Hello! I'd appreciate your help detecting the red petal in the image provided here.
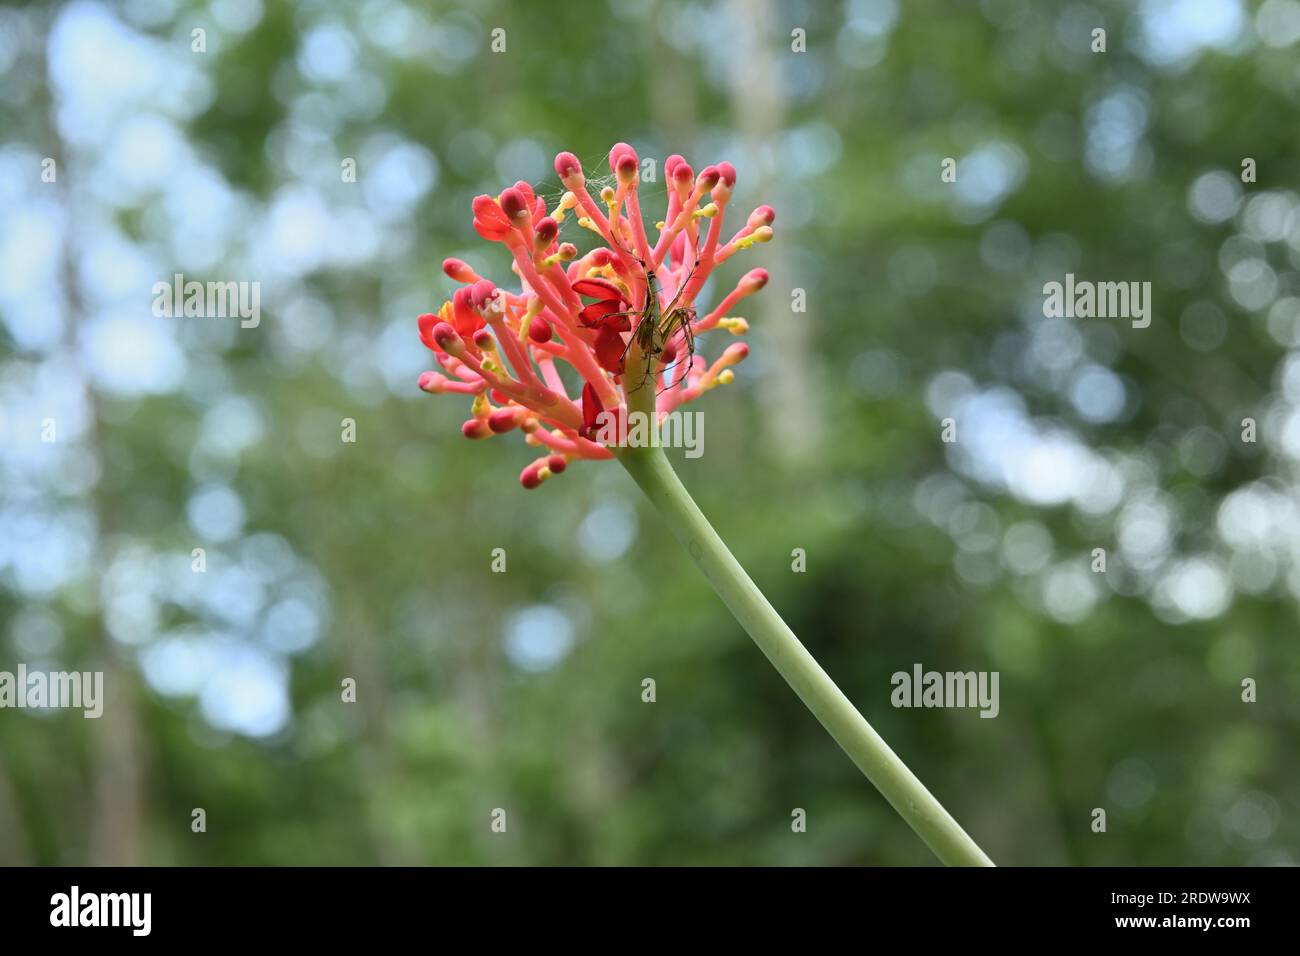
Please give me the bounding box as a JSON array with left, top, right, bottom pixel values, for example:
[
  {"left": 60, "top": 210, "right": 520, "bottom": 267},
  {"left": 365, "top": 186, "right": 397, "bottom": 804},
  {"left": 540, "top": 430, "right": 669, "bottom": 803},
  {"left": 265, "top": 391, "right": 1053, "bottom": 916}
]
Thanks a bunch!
[
  {"left": 472, "top": 194, "right": 512, "bottom": 241},
  {"left": 473, "top": 217, "right": 510, "bottom": 242},
  {"left": 579, "top": 299, "right": 627, "bottom": 328},
  {"left": 582, "top": 381, "right": 602, "bottom": 432},
  {"left": 593, "top": 324, "right": 627, "bottom": 374},
  {"left": 418, "top": 312, "right": 443, "bottom": 352},
  {"left": 452, "top": 287, "right": 483, "bottom": 338},
  {"left": 572, "top": 277, "right": 626, "bottom": 301},
  {"left": 472, "top": 194, "right": 510, "bottom": 229}
]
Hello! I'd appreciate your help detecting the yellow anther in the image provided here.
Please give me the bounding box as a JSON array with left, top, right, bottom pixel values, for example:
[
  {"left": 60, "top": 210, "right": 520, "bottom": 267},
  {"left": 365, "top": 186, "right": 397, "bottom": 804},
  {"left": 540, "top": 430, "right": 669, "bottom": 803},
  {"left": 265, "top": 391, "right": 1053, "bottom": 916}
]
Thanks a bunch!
[
  {"left": 719, "top": 317, "right": 750, "bottom": 335},
  {"left": 734, "top": 226, "right": 773, "bottom": 252},
  {"left": 600, "top": 185, "right": 616, "bottom": 205},
  {"left": 518, "top": 296, "right": 543, "bottom": 344},
  {"left": 552, "top": 191, "right": 577, "bottom": 222},
  {"left": 717, "top": 369, "right": 735, "bottom": 385},
  {"left": 655, "top": 220, "right": 666, "bottom": 231},
  {"left": 693, "top": 203, "right": 718, "bottom": 220}
]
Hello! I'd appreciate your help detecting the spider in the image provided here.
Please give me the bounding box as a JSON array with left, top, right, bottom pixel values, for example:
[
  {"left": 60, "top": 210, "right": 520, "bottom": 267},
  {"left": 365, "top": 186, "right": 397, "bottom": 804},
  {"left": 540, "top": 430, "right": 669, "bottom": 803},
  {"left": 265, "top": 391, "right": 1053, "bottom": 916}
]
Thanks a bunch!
[{"left": 611, "top": 250, "right": 701, "bottom": 395}]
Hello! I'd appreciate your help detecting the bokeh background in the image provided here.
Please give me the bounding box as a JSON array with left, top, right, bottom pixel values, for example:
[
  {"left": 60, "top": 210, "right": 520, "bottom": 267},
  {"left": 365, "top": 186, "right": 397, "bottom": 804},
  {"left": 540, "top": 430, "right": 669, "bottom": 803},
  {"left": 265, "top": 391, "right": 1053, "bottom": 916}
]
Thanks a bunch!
[{"left": 1, "top": 0, "right": 1298, "bottom": 866}]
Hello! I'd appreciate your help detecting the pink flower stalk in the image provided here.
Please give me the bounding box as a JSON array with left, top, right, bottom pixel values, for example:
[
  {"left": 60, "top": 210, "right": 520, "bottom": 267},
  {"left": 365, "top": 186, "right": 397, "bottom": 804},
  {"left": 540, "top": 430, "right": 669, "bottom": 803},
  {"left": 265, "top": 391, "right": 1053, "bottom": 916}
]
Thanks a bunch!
[{"left": 417, "top": 143, "right": 774, "bottom": 488}]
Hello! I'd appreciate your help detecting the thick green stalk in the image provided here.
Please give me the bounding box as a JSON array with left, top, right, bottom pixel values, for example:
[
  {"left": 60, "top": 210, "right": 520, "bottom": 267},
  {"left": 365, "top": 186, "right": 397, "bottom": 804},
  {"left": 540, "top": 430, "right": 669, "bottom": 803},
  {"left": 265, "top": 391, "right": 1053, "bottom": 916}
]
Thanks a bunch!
[{"left": 617, "top": 444, "right": 994, "bottom": 867}]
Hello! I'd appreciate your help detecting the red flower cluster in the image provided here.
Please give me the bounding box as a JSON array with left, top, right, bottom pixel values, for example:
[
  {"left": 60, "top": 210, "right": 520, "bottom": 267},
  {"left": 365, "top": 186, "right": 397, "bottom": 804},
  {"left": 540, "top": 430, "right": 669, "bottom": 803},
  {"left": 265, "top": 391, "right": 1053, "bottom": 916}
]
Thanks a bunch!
[{"left": 417, "top": 143, "right": 773, "bottom": 487}]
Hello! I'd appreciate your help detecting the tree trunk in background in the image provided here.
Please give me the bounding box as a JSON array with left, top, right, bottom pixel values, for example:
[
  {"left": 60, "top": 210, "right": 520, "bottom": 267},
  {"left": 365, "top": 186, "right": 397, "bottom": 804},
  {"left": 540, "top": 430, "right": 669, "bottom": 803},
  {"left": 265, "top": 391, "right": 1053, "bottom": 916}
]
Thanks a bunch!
[
  {"left": 41, "top": 18, "right": 147, "bottom": 864},
  {"left": 89, "top": 669, "right": 144, "bottom": 865}
]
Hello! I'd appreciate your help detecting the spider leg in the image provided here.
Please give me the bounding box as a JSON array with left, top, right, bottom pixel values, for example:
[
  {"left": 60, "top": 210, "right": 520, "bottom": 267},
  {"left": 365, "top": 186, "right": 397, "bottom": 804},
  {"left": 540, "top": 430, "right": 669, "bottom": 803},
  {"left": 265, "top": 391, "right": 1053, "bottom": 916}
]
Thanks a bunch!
[
  {"left": 657, "top": 255, "right": 703, "bottom": 322},
  {"left": 655, "top": 310, "right": 699, "bottom": 396}
]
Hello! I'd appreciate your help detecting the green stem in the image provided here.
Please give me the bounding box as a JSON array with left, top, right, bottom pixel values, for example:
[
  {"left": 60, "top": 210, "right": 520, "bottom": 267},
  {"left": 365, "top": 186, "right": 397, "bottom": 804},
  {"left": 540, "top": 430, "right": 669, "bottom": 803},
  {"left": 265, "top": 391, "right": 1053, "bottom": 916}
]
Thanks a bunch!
[{"left": 617, "top": 445, "right": 994, "bottom": 867}]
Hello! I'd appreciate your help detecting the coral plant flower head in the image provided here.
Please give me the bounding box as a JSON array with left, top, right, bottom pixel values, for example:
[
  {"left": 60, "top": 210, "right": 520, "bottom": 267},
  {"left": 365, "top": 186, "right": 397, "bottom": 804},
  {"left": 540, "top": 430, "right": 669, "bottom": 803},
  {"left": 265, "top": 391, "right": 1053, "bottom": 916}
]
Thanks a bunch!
[{"left": 417, "top": 143, "right": 773, "bottom": 488}]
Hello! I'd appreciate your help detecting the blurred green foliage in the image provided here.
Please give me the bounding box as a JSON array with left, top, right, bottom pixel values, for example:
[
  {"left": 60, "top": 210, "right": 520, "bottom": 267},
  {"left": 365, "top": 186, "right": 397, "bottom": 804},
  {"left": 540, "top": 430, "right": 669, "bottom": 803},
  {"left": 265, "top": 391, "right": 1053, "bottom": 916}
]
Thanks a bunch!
[{"left": 0, "top": 0, "right": 1297, "bottom": 865}]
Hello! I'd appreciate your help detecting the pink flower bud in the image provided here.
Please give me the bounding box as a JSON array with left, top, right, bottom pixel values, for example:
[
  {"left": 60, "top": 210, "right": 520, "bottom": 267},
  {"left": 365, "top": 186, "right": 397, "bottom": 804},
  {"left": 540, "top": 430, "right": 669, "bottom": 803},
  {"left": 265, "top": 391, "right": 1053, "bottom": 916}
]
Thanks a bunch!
[
  {"left": 609, "top": 142, "right": 638, "bottom": 171},
  {"left": 512, "top": 181, "right": 538, "bottom": 215},
  {"left": 749, "top": 205, "right": 775, "bottom": 228},
  {"left": 741, "top": 268, "right": 769, "bottom": 293},
  {"left": 462, "top": 419, "right": 491, "bottom": 439},
  {"left": 488, "top": 408, "right": 519, "bottom": 433},
  {"left": 442, "top": 257, "right": 477, "bottom": 282},
  {"left": 528, "top": 316, "right": 552, "bottom": 343},
  {"left": 520, "top": 462, "right": 544, "bottom": 489},
  {"left": 697, "top": 165, "right": 721, "bottom": 190},
  {"left": 499, "top": 187, "right": 529, "bottom": 224},
  {"left": 473, "top": 328, "right": 494, "bottom": 350},
  {"left": 535, "top": 216, "right": 558, "bottom": 245},
  {"left": 547, "top": 454, "right": 567, "bottom": 474},
  {"left": 418, "top": 371, "right": 445, "bottom": 393},
  {"left": 426, "top": 323, "right": 462, "bottom": 356},
  {"left": 616, "top": 153, "right": 638, "bottom": 185},
  {"left": 469, "top": 278, "right": 500, "bottom": 314},
  {"left": 554, "top": 151, "right": 584, "bottom": 187},
  {"left": 431, "top": 321, "right": 463, "bottom": 353}
]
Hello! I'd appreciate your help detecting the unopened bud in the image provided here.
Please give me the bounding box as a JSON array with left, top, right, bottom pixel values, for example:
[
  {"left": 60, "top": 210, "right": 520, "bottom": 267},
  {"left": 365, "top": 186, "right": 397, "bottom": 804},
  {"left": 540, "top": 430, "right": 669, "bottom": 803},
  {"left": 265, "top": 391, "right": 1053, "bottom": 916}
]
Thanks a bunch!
[
  {"left": 741, "top": 268, "right": 769, "bottom": 292},
  {"left": 488, "top": 408, "right": 519, "bottom": 433},
  {"left": 749, "top": 205, "right": 775, "bottom": 228},
  {"left": 432, "top": 321, "right": 463, "bottom": 354},
  {"left": 554, "top": 151, "right": 584, "bottom": 188},
  {"left": 499, "top": 187, "right": 529, "bottom": 225},
  {"left": 442, "top": 257, "right": 478, "bottom": 282},
  {"left": 534, "top": 216, "right": 558, "bottom": 247},
  {"left": 528, "top": 316, "right": 553, "bottom": 343}
]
